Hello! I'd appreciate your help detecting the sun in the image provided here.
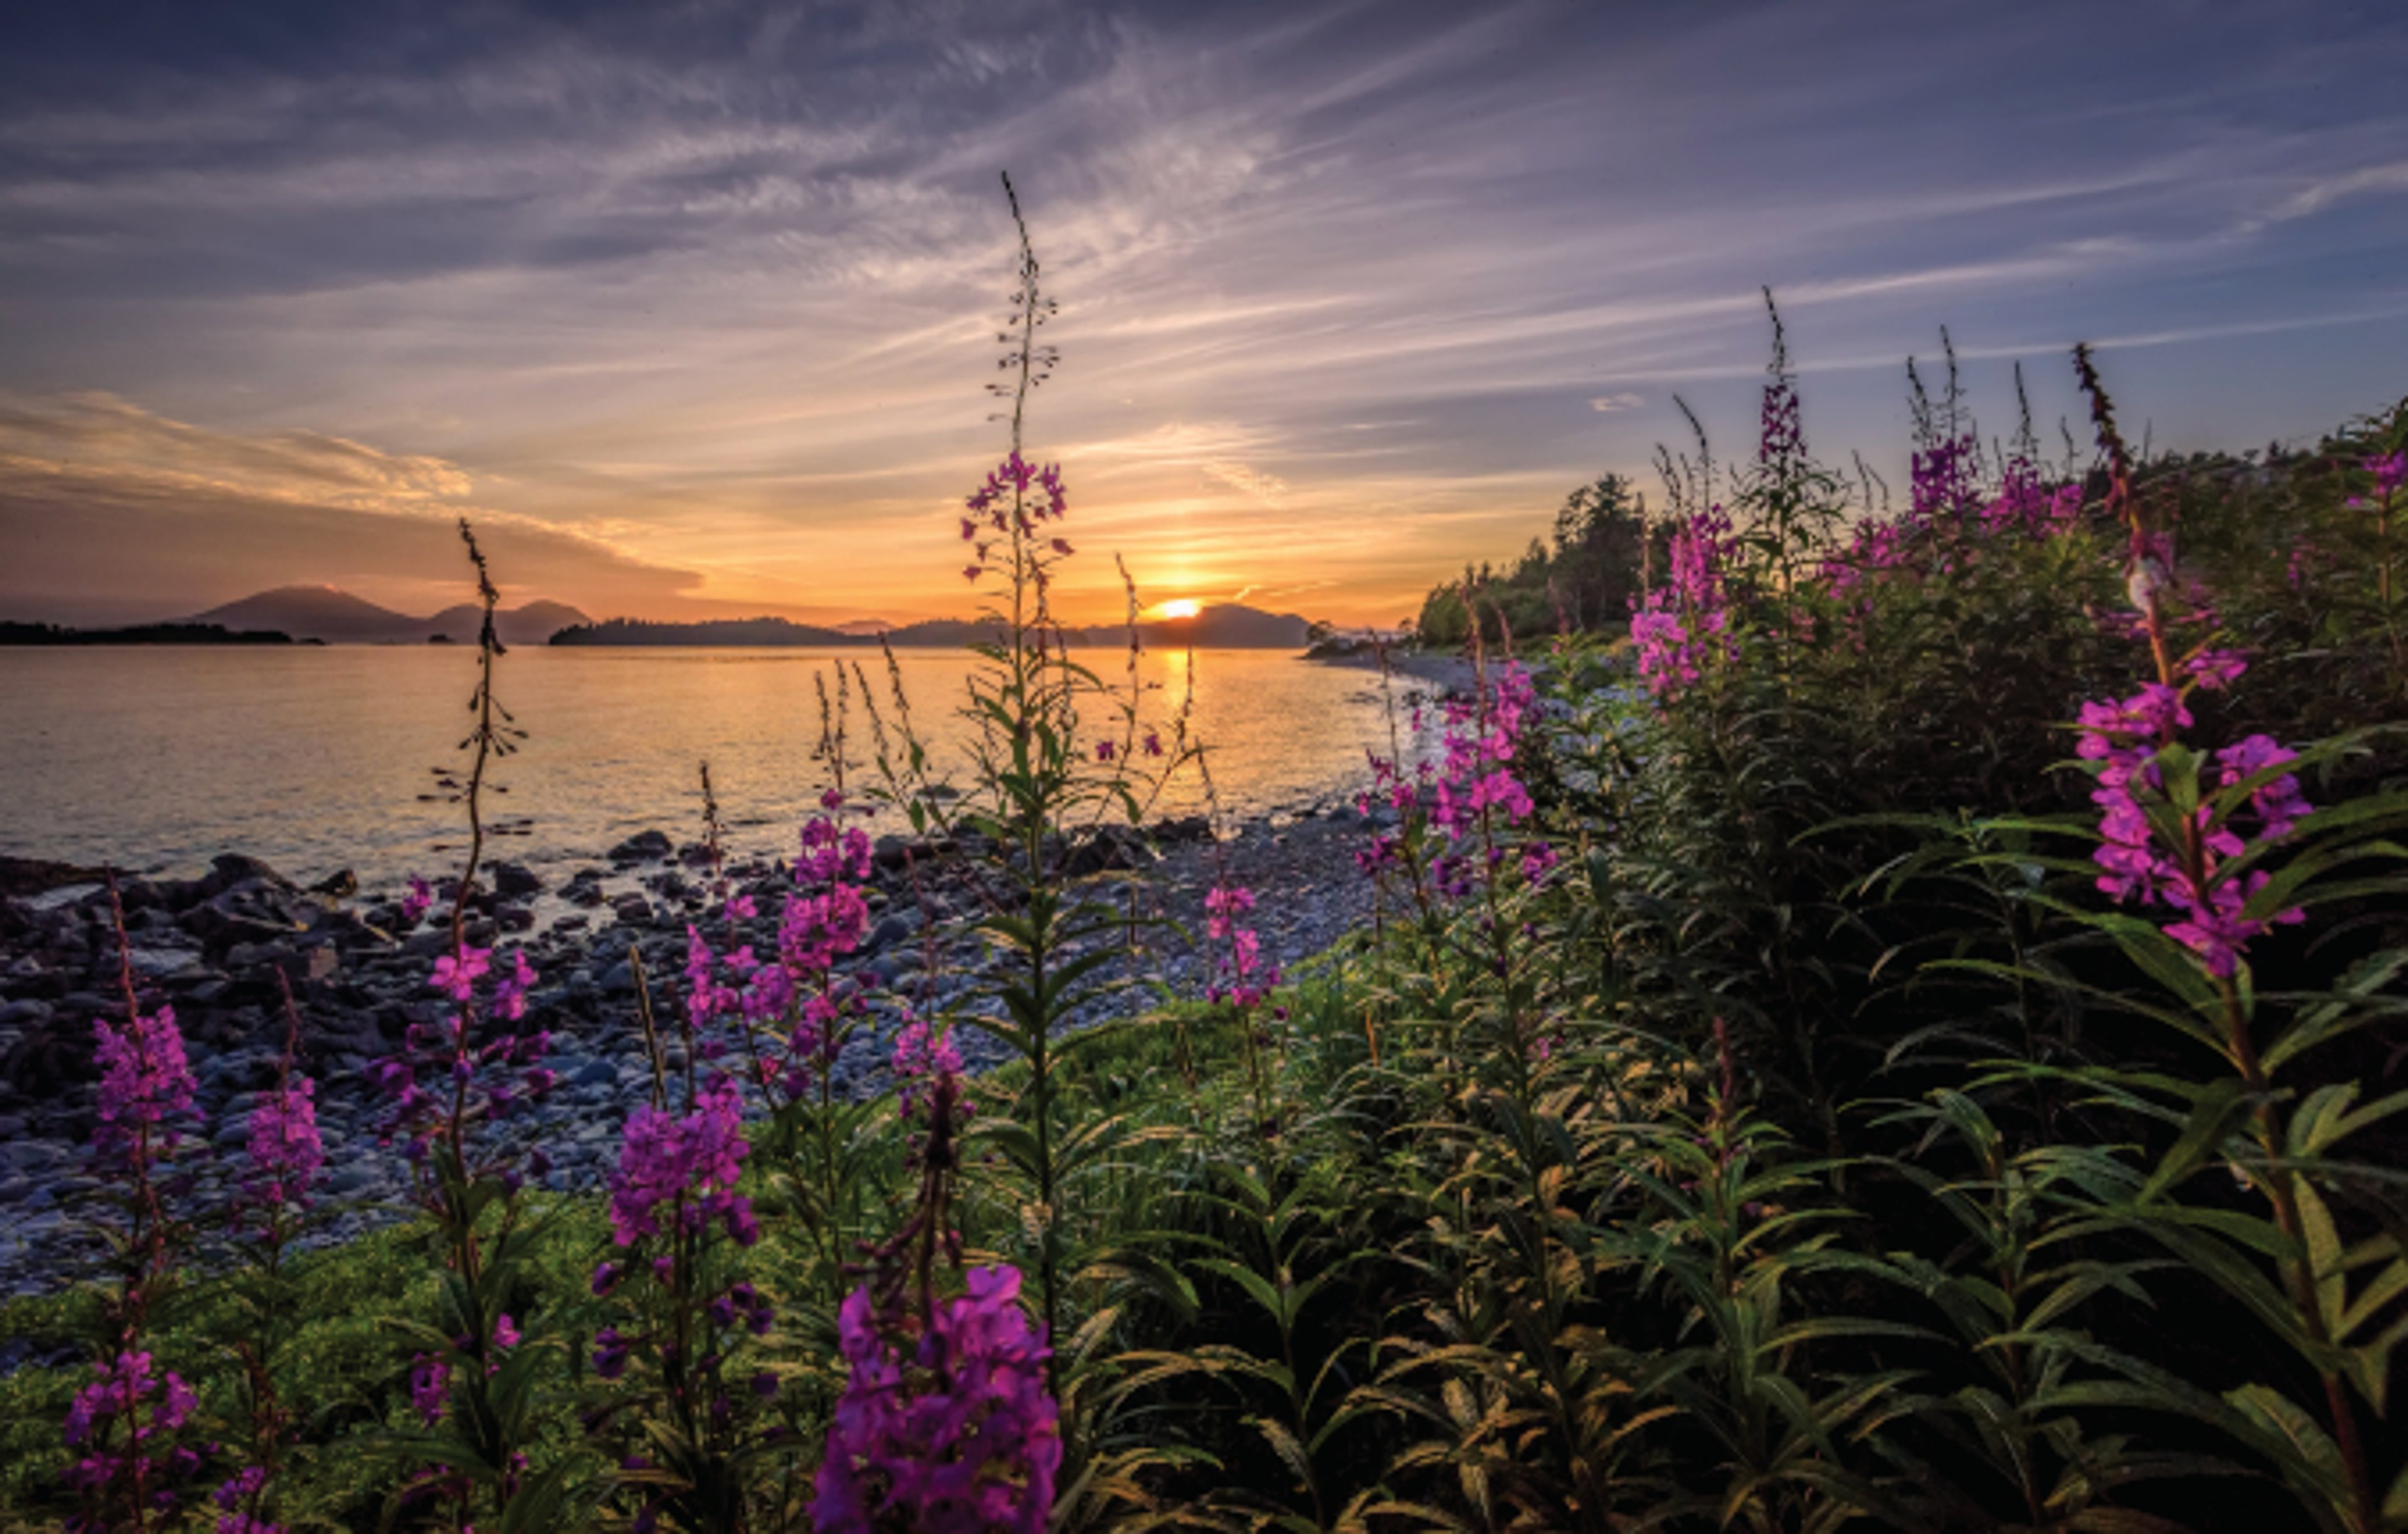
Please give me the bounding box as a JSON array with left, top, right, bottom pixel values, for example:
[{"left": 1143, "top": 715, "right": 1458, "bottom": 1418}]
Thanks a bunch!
[{"left": 1154, "top": 598, "right": 1202, "bottom": 620}]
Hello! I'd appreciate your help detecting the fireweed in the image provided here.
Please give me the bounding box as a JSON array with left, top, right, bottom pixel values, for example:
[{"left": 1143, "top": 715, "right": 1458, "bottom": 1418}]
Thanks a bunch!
[
  {"left": 201, "top": 976, "right": 328, "bottom": 1534},
  {"left": 844, "top": 171, "right": 1203, "bottom": 1521},
  {"left": 363, "top": 520, "right": 576, "bottom": 1531},
  {"left": 63, "top": 880, "right": 205, "bottom": 1531},
  {"left": 815, "top": 1028, "right": 1059, "bottom": 1530}
]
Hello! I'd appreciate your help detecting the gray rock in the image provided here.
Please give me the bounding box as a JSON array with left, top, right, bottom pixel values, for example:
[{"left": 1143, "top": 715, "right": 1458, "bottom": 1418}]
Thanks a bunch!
[
  {"left": 608, "top": 830, "right": 673, "bottom": 863},
  {"left": 486, "top": 860, "right": 544, "bottom": 899}
]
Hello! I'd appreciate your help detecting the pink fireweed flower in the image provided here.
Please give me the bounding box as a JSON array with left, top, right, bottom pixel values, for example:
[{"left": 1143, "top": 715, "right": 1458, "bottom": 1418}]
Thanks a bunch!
[
  {"left": 61, "top": 1350, "right": 199, "bottom": 1510},
  {"left": 2183, "top": 648, "right": 2249, "bottom": 690},
  {"left": 1142, "top": 729, "right": 1163, "bottom": 757},
  {"left": 2078, "top": 687, "right": 2313, "bottom": 977},
  {"left": 93, "top": 1003, "right": 196, "bottom": 1153},
  {"left": 608, "top": 1076, "right": 752, "bottom": 1247},
  {"left": 409, "top": 1355, "right": 448, "bottom": 1426},
  {"left": 1203, "top": 884, "right": 1256, "bottom": 939},
  {"left": 244, "top": 1076, "right": 323, "bottom": 1210},
  {"left": 63, "top": 1351, "right": 194, "bottom": 1447},
  {"left": 796, "top": 814, "right": 874, "bottom": 887},
  {"left": 1094, "top": 739, "right": 1115, "bottom": 762},
  {"left": 892, "top": 1018, "right": 963, "bottom": 1121},
  {"left": 2218, "top": 734, "right": 2313, "bottom": 840},
  {"left": 2366, "top": 450, "right": 2406, "bottom": 500},
  {"left": 1909, "top": 434, "right": 1980, "bottom": 522},
  {"left": 814, "top": 1265, "right": 1061, "bottom": 1532},
  {"left": 430, "top": 946, "right": 490, "bottom": 1003},
  {"left": 400, "top": 875, "right": 434, "bottom": 925},
  {"left": 778, "top": 884, "right": 871, "bottom": 974}
]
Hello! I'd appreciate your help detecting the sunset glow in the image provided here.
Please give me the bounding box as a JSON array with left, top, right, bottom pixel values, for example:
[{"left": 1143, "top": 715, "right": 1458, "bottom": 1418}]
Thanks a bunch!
[
  {"left": 1154, "top": 600, "right": 1203, "bottom": 620},
  {"left": 0, "top": 3, "right": 2403, "bottom": 633}
]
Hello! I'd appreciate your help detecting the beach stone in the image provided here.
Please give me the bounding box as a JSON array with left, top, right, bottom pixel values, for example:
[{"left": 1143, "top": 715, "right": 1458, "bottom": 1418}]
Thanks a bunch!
[
  {"left": 487, "top": 860, "right": 544, "bottom": 898},
  {"left": 610, "top": 894, "right": 653, "bottom": 927},
  {"left": 609, "top": 830, "right": 673, "bottom": 863},
  {"left": 0, "top": 999, "right": 52, "bottom": 1028}
]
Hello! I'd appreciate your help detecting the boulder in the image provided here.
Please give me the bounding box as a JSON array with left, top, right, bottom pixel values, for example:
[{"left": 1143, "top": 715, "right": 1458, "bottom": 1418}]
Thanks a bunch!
[
  {"left": 486, "top": 860, "right": 544, "bottom": 899},
  {"left": 610, "top": 894, "right": 654, "bottom": 928},
  {"left": 608, "top": 830, "right": 673, "bottom": 864}
]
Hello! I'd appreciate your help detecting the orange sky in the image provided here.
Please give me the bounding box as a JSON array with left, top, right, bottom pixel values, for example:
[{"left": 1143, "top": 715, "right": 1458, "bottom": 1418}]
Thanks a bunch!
[{"left": 6, "top": 2, "right": 2407, "bottom": 630}]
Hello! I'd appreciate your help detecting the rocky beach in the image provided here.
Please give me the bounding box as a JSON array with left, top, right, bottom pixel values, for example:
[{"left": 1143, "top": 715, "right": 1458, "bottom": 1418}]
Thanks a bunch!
[{"left": 0, "top": 793, "right": 1408, "bottom": 1301}]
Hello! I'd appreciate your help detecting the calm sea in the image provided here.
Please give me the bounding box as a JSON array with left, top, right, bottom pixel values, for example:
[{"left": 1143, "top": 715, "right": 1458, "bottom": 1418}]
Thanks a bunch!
[{"left": 0, "top": 646, "right": 1440, "bottom": 892}]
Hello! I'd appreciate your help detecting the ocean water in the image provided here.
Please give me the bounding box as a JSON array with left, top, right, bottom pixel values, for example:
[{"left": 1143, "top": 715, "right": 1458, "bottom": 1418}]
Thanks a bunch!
[{"left": 0, "top": 645, "right": 1444, "bottom": 893}]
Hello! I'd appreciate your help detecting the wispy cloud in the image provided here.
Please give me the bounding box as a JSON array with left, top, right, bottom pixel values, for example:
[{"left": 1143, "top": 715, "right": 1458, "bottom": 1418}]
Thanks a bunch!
[{"left": 0, "top": 0, "right": 2403, "bottom": 623}]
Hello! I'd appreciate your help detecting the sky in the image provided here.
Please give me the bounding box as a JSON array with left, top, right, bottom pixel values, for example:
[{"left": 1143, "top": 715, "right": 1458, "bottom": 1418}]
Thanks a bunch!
[{"left": 3, "top": 0, "right": 2405, "bottom": 628}]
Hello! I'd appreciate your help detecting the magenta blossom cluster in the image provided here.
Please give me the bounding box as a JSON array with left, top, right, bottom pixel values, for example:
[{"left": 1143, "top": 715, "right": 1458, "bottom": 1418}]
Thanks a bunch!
[
  {"left": 2077, "top": 656, "right": 2312, "bottom": 976},
  {"left": 1424, "top": 663, "right": 1542, "bottom": 862},
  {"left": 892, "top": 1017, "right": 964, "bottom": 1121},
  {"left": 242, "top": 1075, "right": 324, "bottom": 1212},
  {"left": 367, "top": 940, "right": 555, "bottom": 1168},
  {"left": 1631, "top": 509, "right": 1735, "bottom": 700},
  {"left": 212, "top": 1464, "right": 283, "bottom": 1533},
  {"left": 813, "top": 1265, "right": 1061, "bottom": 1532},
  {"left": 2348, "top": 450, "right": 2406, "bottom": 507},
  {"left": 960, "top": 452, "right": 1069, "bottom": 584},
  {"left": 608, "top": 1076, "right": 757, "bottom": 1248},
  {"left": 1204, "top": 884, "right": 1279, "bottom": 1008},
  {"left": 92, "top": 1003, "right": 197, "bottom": 1160},
  {"left": 1910, "top": 433, "right": 1980, "bottom": 522},
  {"left": 399, "top": 876, "right": 435, "bottom": 926},
  {"left": 62, "top": 1350, "right": 199, "bottom": 1508}
]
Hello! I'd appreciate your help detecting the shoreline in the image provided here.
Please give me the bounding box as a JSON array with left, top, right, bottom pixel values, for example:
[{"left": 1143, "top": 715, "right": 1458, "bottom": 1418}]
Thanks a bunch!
[{"left": 0, "top": 803, "right": 1397, "bottom": 1298}]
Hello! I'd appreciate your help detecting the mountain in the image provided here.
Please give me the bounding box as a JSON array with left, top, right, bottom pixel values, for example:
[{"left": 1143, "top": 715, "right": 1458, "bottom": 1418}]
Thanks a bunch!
[
  {"left": 191, "top": 586, "right": 591, "bottom": 644},
  {"left": 550, "top": 616, "right": 856, "bottom": 647},
  {"left": 549, "top": 603, "right": 1314, "bottom": 650},
  {"left": 1149, "top": 605, "right": 1311, "bottom": 649},
  {"left": 425, "top": 598, "right": 594, "bottom": 647}
]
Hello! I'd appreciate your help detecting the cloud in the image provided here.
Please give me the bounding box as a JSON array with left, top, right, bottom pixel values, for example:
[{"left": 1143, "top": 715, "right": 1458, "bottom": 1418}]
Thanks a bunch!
[
  {"left": 0, "top": 0, "right": 2404, "bottom": 624},
  {"left": 0, "top": 391, "right": 717, "bottom": 624}
]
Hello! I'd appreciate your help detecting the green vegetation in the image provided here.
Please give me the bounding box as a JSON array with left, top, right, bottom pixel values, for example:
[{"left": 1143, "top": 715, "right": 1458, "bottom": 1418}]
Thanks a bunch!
[{"left": 1415, "top": 473, "right": 1659, "bottom": 646}]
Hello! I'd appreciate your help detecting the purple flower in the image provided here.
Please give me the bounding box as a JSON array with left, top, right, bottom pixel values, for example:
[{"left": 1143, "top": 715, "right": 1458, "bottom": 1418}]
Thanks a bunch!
[
  {"left": 892, "top": 1020, "right": 963, "bottom": 1121},
  {"left": 593, "top": 1327, "right": 630, "bottom": 1380},
  {"left": 2079, "top": 692, "right": 2312, "bottom": 976},
  {"left": 400, "top": 875, "right": 435, "bottom": 926},
  {"left": 243, "top": 1076, "right": 323, "bottom": 1209},
  {"left": 214, "top": 1466, "right": 268, "bottom": 1510},
  {"left": 409, "top": 1355, "right": 449, "bottom": 1425},
  {"left": 430, "top": 946, "right": 490, "bottom": 1003},
  {"left": 2368, "top": 451, "right": 2406, "bottom": 499},
  {"left": 814, "top": 1265, "right": 1061, "bottom": 1533},
  {"left": 1203, "top": 884, "right": 1256, "bottom": 939},
  {"left": 608, "top": 1076, "right": 751, "bottom": 1247},
  {"left": 93, "top": 1004, "right": 196, "bottom": 1154},
  {"left": 1519, "top": 841, "right": 1560, "bottom": 884},
  {"left": 2182, "top": 648, "right": 2249, "bottom": 690}
]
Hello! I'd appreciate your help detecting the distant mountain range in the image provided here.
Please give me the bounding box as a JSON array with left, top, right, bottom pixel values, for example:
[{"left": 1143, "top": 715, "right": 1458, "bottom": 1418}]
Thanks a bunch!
[
  {"left": 11, "top": 585, "right": 1314, "bottom": 650},
  {"left": 189, "top": 586, "right": 592, "bottom": 645},
  {"left": 551, "top": 604, "right": 1315, "bottom": 650}
]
